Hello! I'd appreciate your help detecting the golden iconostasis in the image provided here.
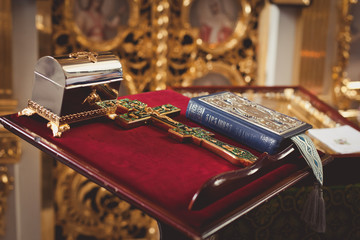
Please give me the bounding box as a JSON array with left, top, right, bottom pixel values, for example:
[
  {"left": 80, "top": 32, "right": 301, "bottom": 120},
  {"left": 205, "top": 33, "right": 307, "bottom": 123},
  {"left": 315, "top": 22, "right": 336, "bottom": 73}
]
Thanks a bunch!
[
  {"left": 39, "top": 0, "right": 265, "bottom": 94},
  {"left": 36, "top": 0, "right": 360, "bottom": 118}
]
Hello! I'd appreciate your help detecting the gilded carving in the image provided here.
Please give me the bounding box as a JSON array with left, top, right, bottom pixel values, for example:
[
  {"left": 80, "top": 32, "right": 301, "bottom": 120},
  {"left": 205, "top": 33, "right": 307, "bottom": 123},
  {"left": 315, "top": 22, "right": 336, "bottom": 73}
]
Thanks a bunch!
[
  {"left": 0, "top": 0, "right": 20, "bottom": 236},
  {"left": 50, "top": 0, "right": 262, "bottom": 93},
  {"left": 54, "top": 163, "right": 159, "bottom": 240},
  {"left": 167, "top": 0, "right": 264, "bottom": 87},
  {"left": 63, "top": 0, "right": 135, "bottom": 51},
  {"left": 0, "top": 131, "right": 21, "bottom": 164},
  {"left": 333, "top": 0, "right": 359, "bottom": 109},
  {"left": 19, "top": 100, "right": 117, "bottom": 137},
  {"left": 0, "top": 129, "right": 19, "bottom": 236},
  {"left": 0, "top": 166, "right": 14, "bottom": 236},
  {"left": 150, "top": 0, "right": 170, "bottom": 91},
  {"left": 52, "top": 0, "right": 152, "bottom": 94}
]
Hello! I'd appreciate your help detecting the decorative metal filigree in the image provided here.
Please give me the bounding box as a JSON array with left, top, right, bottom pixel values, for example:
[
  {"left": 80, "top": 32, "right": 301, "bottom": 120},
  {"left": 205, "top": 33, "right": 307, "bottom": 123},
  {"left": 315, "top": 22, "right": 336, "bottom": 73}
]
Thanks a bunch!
[
  {"left": 18, "top": 100, "right": 117, "bottom": 137},
  {"left": 199, "top": 91, "right": 307, "bottom": 135},
  {"left": 174, "top": 87, "right": 342, "bottom": 153},
  {"left": 69, "top": 51, "right": 98, "bottom": 62}
]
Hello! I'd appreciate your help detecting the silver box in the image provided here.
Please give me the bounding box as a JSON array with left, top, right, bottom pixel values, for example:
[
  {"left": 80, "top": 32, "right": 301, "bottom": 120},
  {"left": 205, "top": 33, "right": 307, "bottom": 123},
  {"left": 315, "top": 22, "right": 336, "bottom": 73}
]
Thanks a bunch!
[
  {"left": 20, "top": 52, "right": 123, "bottom": 137},
  {"left": 31, "top": 51, "right": 122, "bottom": 116}
]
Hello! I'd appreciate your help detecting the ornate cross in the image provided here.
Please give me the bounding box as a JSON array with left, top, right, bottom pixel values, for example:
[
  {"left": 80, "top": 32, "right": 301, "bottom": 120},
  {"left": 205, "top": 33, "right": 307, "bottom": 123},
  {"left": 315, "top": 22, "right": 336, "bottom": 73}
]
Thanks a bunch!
[{"left": 97, "top": 99, "right": 258, "bottom": 167}]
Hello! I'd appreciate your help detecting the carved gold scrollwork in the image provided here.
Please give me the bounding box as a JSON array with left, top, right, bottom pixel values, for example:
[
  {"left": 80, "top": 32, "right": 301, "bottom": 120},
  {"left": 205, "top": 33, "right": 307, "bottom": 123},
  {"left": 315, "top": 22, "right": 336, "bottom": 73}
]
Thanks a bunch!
[
  {"left": 118, "top": 1, "right": 154, "bottom": 94},
  {"left": 0, "top": 0, "right": 20, "bottom": 236},
  {"left": 63, "top": 0, "right": 137, "bottom": 52},
  {"left": 54, "top": 163, "right": 159, "bottom": 240},
  {"left": 69, "top": 51, "right": 99, "bottom": 62},
  {"left": 55, "top": 0, "right": 152, "bottom": 94},
  {"left": 167, "top": 0, "right": 264, "bottom": 87},
  {"left": 0, "top": 166, "right": 14, "bottom": 236},
  {"left": 52, "top": 0, "right": 263, "bottom": 93},
  {"left": 0, "top": 119, "right": 20, "bottom": 237},
  {"left": 0, "top": 131, "right": 21, "bottom": 164}
]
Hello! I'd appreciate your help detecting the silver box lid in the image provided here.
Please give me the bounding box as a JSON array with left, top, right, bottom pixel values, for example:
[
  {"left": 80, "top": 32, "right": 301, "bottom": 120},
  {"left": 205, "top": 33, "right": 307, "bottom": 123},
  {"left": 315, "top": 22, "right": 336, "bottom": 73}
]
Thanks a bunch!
[{"left": 31, "top": 51, "right": 123, "bottom": 116}]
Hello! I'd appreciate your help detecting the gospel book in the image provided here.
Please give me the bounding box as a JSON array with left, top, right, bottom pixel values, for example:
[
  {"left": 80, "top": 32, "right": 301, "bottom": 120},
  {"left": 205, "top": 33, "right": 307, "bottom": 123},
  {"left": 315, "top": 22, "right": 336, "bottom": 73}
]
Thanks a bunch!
[{"left": 186, "top": 91, "right": 312, "bottom": 154}]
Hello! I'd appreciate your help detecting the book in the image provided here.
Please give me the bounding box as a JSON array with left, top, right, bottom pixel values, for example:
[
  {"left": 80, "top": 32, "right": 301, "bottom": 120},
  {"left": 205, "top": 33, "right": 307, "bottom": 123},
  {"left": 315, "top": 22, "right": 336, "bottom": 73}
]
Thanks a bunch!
[{"left": 186, "top": 91, "right": 312, "bottom": 154}]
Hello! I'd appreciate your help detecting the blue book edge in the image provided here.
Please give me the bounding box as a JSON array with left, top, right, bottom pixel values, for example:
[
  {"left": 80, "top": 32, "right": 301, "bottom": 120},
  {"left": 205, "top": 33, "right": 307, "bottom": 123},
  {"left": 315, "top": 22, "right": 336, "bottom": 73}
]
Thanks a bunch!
[{"left": 186, "top": 91, "right": 312, "bottom": 154}]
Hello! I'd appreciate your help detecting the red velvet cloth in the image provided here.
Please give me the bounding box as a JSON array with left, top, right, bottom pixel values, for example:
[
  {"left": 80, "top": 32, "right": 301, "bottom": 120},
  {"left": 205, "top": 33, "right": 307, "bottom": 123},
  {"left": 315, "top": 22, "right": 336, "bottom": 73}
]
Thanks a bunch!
[{"left": 9, "top": 90, "right": 304, "bottom": 234}]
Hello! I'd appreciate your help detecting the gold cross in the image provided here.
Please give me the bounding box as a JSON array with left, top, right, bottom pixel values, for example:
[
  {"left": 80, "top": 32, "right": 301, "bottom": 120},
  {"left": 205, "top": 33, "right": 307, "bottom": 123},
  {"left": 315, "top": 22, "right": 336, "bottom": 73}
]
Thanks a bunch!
[{"left": 98, "top": 99, "right": 258, "bottom": 167}]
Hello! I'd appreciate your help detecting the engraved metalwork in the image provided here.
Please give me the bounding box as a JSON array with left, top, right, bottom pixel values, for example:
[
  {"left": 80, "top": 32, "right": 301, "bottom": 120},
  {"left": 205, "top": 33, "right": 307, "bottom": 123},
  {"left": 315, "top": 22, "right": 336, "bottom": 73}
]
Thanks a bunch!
[
  {"left": 31, "top": 51, "right": 122, "bottom": 117},
  {"left": 169, "top": 126, "right": 257, "bottom": 166},
  {"left": 82, "top": 89, "right": 101, "bottom": 105},
  {"left": 98, "top": 99, "right": 257, "bottom": 166},
  {"left": 69, "top": 51, "right": 98, "bottom": 62},
  {"left": 54, "top": 163, "right": 159, "bottom": 240},
  {"left": 19, "top": 100, "right": 117, "bottom": 137},
  {"left": 199, "top": 92, "right": 307, "bottom": 135},
  {"left": 173, "top": 87, "right": 342, "bottom": 153},
  {"left": 174, "top": 88, "right": 340, "bottom": 129},
  {"left": 18, "top": 51, "right": 123, "bottom": 137}
]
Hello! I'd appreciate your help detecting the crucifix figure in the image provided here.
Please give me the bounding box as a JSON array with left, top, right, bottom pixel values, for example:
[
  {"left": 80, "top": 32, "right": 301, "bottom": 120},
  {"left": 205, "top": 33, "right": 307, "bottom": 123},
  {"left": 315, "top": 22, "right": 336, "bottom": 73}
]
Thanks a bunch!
[{"left": 97, "top": 99, "right": 257, "bottom": 167}]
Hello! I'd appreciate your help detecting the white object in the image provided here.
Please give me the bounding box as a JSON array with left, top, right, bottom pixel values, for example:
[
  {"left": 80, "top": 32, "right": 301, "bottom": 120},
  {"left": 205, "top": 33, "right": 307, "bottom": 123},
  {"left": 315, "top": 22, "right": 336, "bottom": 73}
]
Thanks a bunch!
[{"left": 308, "top": 125, "right": 360, "bottom": 154}]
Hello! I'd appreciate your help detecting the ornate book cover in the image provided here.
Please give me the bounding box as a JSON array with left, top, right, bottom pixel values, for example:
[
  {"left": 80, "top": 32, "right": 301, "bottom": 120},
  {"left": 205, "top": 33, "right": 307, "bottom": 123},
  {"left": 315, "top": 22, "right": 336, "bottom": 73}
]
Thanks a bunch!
[{"left": 186, "top": 91, "right": 312, "bottom": 154}]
